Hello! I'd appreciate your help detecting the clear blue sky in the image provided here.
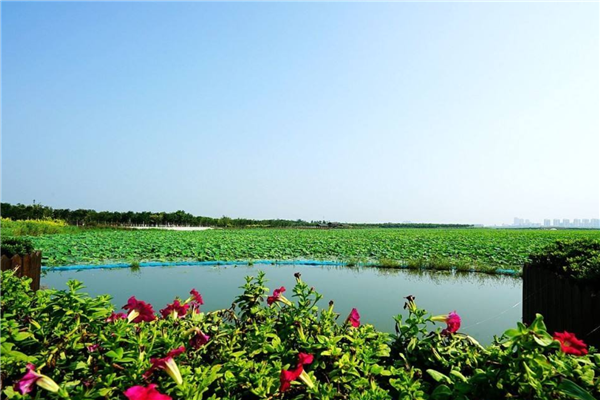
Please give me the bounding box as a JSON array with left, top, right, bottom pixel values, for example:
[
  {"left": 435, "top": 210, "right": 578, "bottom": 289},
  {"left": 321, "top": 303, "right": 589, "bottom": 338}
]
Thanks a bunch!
[{"left": 2, "top": 2, "right": 598, "bottom": 225}]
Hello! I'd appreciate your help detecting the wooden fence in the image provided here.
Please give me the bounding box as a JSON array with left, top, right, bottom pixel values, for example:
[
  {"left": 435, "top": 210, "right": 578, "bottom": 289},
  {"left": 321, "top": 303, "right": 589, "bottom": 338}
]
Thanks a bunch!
[
  {"left": 523, "top": 265, "right": 600, "bottom": 347},
  {"left": 1, "top": 251, "right": 42, "bottom": 291}
]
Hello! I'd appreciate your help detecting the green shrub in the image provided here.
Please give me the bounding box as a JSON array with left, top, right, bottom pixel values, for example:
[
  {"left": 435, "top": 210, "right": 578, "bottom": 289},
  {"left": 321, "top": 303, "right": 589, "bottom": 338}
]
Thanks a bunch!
[
  {"left": 526, "top": 239, "right": 600, "bottom": 285},
  {"left": 0, "top": 270, "right": 598, "bottom": 399},
  {"left": 1, "top": 237, "right": 35, "bottom": 258},
  {"left": 1, "top": 218, "right": 69, "bottom": 236}
]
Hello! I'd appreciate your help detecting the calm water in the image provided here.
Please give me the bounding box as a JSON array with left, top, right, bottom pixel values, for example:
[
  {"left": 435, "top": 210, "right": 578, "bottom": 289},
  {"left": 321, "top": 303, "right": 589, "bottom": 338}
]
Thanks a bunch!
[{"left": 42, "top": 264, "right": 521, "bottom": 344}]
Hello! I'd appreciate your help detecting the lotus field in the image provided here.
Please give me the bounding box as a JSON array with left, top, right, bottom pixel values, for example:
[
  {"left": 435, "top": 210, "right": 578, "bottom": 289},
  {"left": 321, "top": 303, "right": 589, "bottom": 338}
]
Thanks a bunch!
[{"left": 31, "top": 228, "right": 600, "bottom": 271}]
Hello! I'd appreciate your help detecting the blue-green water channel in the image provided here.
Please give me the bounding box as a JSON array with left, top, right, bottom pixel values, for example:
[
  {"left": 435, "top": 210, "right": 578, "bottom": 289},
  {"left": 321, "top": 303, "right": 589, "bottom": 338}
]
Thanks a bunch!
[{"left": 42, "top": 264, "right": 521, "bottom": 344}]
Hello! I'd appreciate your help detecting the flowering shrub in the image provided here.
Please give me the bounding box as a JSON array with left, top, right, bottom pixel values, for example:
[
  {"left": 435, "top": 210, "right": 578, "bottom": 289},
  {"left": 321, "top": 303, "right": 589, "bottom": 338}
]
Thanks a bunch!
[{"left": 1, "top": 270, "right": 598, "bottom": 399}]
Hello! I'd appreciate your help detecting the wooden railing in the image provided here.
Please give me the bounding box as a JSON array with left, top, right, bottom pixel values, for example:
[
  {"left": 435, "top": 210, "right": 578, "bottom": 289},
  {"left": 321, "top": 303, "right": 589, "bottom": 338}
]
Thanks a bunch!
[
  {"left": 523, "top": 265, "right": 600, "bottom": 347},
  {"left": 0, "top": 251, "right": 42, "bottom": 291}
]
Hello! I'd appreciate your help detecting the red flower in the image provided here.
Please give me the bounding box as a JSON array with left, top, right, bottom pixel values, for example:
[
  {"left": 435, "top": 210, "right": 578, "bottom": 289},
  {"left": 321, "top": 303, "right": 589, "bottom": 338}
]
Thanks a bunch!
[
  {"left": 123, "top": 297, "right": 156, "bottom": 323},
  {"left": 297, "top": 352, "right": 314, "bottom": 366},
  {"left": 144, "top": 347, "right": 186, "bottom": 385},
  {"left": 432, "top": 311, "right": 461, "bottom": 335},
  {"left": 346, "top": 308, "right": 360, "bottom": 328},
  {"left": 554, "top": 331, "right": 588, "bottom": 356},
  {"left": 279, "top": 353, "right": 315, "bottom": 392},
  {"left": 279, "top": 366, "right": 303, "bottom": 392},
  {"left": 160, "top": 299, "right": 189, "bottom": 319},
  {"left": 105, "top": 312, "right": 126, "bottom": 322},
  {"left": 267, "top": 287, "right": 287, "bottom": 305},
  {"left": 16, "top": 364, "right": 59, "bottom": 395},
  {"left": 124, "top": 384, "right": 172, "bottom": 400},
  {"left": 190, "top": 289, "right": 204, "bottom": 305},
  {"left": 189, "top": 331, "right": 210, "bottom": 350}
]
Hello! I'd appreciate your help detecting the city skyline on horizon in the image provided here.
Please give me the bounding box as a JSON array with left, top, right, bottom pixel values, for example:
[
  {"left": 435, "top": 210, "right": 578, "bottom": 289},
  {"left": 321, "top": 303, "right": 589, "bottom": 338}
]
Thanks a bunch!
[{"left": 505, "top": 217, "right": 600, "bottom": 229}]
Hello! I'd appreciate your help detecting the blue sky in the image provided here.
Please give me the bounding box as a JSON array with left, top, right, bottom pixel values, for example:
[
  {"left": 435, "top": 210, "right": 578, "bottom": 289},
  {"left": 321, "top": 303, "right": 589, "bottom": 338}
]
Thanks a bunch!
[{"left": 2, "top": 2, "right": 598, "bottom": 225}]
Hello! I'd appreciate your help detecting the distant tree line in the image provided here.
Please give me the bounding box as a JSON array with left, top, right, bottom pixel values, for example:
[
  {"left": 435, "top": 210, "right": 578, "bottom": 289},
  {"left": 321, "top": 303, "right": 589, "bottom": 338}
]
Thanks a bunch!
[
  {"left": 0, "top": 202, "right": 474, "bottom": 229},
  {"left": 348, "top": 223, "right": 474, "bottom": 229},
  {"left": 0, "top": 203, "right": 316, "bottom": 228}
]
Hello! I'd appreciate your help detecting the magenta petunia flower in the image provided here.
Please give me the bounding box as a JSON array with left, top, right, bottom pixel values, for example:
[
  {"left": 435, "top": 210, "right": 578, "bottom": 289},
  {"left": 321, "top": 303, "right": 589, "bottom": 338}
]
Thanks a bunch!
[
  {"left": 190, "top": 289, "right": 204, "bottom": 305},
  {"left": 189, "top": 331, "right": 210, "bottom": 350},
  {"left": 279, "top": 352, "right": 315, "bottom": 392},
  {"left": 279, "top": 365, "right": 303, "bottom": 392},
  {"left": 106, "top": 312, "right": 126, "bottom": 322},
  {"left": 267, "top": 287, "right": 291, "bottom": 306},
  {"left": 432, "top": 311, "right": 461, "bottom": 335},
  {"left": 124, "top": 384, "right": 172, "bottom": 400},
  {"left": 17, "top": 364, "right": 59, "bottom": 395},
  {"left": 87, "top": 344, "right": 101, "bottom": 353},
  {"left": 297, "top": 352, "right": 314, "bottom": 366},
  {"left": 144, "top": 347, "right": 186, "bottom": 385},
  {"left": 346, "top": 308, "right": 360, "bottom": 328},
  {"left": 123, "top": 297, "right": 156, "bottom": 323},
  {"left": 160, "top": 299, "right": 189, "bottom": 319}
]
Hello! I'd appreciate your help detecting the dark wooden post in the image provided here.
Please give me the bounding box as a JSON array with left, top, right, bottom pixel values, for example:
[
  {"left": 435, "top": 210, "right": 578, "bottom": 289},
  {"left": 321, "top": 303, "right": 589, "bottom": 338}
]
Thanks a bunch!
[
  {"left": 0, "top": 251, "right": 42, "bottom": 291},
  {"left": 523, "top": 264, "right": 600, "bottom": 348}
]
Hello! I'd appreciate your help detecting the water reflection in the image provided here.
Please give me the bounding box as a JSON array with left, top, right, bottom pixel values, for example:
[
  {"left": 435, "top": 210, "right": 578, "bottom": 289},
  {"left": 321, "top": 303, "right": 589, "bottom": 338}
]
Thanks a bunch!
[{"left": 43, "top": 263, "right": 522, "bottom": 345}]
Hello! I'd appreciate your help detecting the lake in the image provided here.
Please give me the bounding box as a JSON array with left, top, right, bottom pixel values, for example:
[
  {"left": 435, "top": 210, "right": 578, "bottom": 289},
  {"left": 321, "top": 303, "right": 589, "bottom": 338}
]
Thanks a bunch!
[{"left": 42, "top": 263, "right": 522, "bottom": 344}]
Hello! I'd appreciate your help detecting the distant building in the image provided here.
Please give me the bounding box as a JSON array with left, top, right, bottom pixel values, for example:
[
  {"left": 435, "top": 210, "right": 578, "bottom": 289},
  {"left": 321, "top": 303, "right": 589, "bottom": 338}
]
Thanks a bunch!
[
  {"left": 583, "top": 219, "right": 590, "bottom": 228},
  {"left": 573, "top": 219, "right": 581, "bottom": 227},
  {"left": 553, "top": 219, "right": 560, "bottom": 227},
  {"left": 513, "top": 217, "right": 523, "bottom": 226},
  {"left": 543, "top": 219, "right": 551, "bottom": 227},
  {"left": 563, "top": 218, "right": 570, "bottom": 228},
  {"left": 592, "top": 219, "right": 600, "bottom": 229}
]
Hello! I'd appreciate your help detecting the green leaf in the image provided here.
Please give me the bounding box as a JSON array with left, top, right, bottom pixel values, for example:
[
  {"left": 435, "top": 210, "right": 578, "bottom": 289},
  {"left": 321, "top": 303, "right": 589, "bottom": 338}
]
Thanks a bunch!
[
  {"left": 431, "top": 384, "right": 452, "bottom": 399},
  {"left": 532, "top": 332, "right": 554, "bottom": 347},
  {"left": 558, "top": 379, "right": 596, "bottom": 400},
  {"left": 427, "top": 369, "right": 452, "bottom": 384},
  {"left": 105, "top": 348, "right": 124, "bottom": 359},
  {"left": 503, "top": 328, "right": 521, "bottom": 338},
  {"left": 13, "top": 331, "right": 32, "bottom": 341}
]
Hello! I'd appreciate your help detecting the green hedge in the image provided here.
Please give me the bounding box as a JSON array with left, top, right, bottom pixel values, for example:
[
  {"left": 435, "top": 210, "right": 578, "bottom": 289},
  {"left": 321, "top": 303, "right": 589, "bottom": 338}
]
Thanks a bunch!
[
  {"left": 1, "top": 237, "right": 35, "bottom": 258},
  {"left": 526, "top": 239, "right": 600, "bottom": 285},
  {"left": 1, "top": 270, "right": 598, "bottom": 400}
]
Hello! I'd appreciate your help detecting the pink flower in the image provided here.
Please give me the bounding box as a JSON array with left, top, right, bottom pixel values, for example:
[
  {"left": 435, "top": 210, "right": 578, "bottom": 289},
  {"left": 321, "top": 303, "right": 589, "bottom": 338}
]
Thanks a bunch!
[
  {"left": 160, "top": 300, "right": 189, "bottom": 319},
  {"left": 87, "top": 344, "right": 101, "bottom": 353},
  {"left": 16, "top": 364, "right": 59, "bottom": 395},
  {"left": 189, "top": 331, "right": 210, "bottom": 350},
  {"left": 123, "top": 297, "right": 156, "bottom": 323},
  {"left": 267, "top": 287, "right": 291, "bottom": 306},
  {"left": 554, "top": 331, "right": 588, "bottom": 356},
  {"left": 432, "top": 311, "right": 461, "bottom": 335},
  {"left": 106, "top": 312, "right": 126, "bottom": 322},
  {"left": 346, "top": 308, "right": 360, "bottom": 328},
  {"left": 124, "top": 384, "right": 172, "bottom": 400},
  {"left": 144, "top": 347, "right": 186, "bottom": 385}
]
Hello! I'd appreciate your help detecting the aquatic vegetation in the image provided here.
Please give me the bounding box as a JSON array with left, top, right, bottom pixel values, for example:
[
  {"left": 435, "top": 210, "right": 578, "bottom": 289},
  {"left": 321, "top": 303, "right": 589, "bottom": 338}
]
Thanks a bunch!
[
  {"left": 1, "top": 270, "right": 598, "bottom": 399},
  {"left": 29, "top": 228, "right": 600, "bottom": 271}
]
